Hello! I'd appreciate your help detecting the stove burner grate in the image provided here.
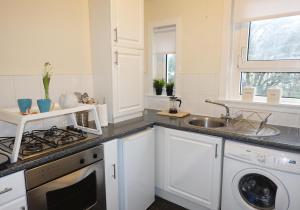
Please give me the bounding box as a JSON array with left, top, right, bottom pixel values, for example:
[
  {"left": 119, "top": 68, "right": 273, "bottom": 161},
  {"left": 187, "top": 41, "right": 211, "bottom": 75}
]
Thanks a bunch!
[{"left": 0, "top": 126, "right": 87, "bottom": 159}]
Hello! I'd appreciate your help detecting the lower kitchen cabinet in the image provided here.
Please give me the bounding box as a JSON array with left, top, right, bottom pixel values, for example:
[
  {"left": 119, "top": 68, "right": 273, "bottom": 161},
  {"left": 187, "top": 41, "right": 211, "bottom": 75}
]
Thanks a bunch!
[
  {"left": 103, "top": 139, "right": 119, "bottom": 210},
  {"left": 0, "top": 171, "right": 27, "bottom": 210},
  {"left": 156, "top": 127, "right": 223, "bottom": 210},
  {"left": 0, "top": 196, "right": 27, "bottom": 210},
  {"left": 118, "top": 128, "right": 155, "bottom": 210}
]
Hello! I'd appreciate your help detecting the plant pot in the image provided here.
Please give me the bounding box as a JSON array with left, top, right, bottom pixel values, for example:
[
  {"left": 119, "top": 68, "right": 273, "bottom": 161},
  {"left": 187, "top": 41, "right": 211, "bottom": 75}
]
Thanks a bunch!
[
  {"left": 166, "top": 88, "right": 174, "bottom": 96},
  {"left": 37, "top": 99, "right": 52, "bottom": 113},
  {"left": 17, "top": 99, "right": 32, "bottom": 114},
  {"left": 155, "top": 88, "right": 163, "bottom": 95}
]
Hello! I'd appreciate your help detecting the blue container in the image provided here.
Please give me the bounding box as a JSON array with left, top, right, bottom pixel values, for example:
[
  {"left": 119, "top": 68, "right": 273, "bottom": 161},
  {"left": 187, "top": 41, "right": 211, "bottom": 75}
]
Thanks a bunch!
[
  {"left": 17, "top": 99, "right": 32, "bottom": 114},
  {"left": 37, "top": 99, "right": 51, "bottom": 113}
]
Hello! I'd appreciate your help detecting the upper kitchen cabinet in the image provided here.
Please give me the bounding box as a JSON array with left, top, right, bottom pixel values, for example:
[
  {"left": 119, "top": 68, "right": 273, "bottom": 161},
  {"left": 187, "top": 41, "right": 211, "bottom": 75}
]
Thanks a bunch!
[
  {"left": 112, "top": 48, "right": 144, "bottom": 119},
  {"left": 111, "top": 0, "right": 144, "bottom": 49},
  {"left": 89, "top": 0, "right": 144, "bottom": 123}
]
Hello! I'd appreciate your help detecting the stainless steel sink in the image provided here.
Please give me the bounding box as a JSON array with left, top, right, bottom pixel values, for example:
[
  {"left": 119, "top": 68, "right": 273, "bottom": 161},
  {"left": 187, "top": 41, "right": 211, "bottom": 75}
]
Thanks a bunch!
[{"left": 187, "top": 117, "right": 226, "bottom": 128}]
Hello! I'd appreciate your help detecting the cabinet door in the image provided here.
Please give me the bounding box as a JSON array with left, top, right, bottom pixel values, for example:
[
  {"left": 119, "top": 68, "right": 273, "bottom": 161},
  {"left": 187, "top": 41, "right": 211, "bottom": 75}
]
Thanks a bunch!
[
  {"left": 119, "top": 129, "right": 155, "bottom": 210},
  {"left": 111, "top": 0, "right": 144, "bottom": 49},
  {"left": 0, "top": 196, "right": 27, "bottom": 210},
  {"left": 103, "top": 140, "right": 119, "bottom": 210},
  {"left": 112, "top": 48, "right": 144, "bottom": 120},
  {"left": 164, "top": 129, "right": 222, "bottom": 210}
]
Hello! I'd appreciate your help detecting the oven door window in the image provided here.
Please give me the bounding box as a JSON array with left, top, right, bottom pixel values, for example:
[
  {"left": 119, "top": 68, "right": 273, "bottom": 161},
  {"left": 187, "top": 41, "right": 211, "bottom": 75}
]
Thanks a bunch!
[
  {"left": 46, "top": 171, "right": 97, "bottom": 210},
  {"left": 239, "top": 173, "right": 277, "bottom": 210}
]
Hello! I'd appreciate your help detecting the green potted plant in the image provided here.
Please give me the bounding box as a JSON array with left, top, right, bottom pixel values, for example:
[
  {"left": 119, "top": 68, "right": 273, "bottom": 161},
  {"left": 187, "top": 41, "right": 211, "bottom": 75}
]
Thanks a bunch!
[
  {"left": 166, "top": 82, "right": 175, "bottom": 96},
  {"left": 37, "top": 62, "right": 52, "bottom": 113},
  {"left": 153, "top": 79, "right": 165, "bottom": 95}
]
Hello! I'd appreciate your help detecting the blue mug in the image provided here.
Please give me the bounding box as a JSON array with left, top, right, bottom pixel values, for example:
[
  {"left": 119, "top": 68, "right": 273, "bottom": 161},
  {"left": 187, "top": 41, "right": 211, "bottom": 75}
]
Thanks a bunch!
[
  {"left": 37, "top": 99, "right": 52, "bottom": 113},
  {"left": 17, "top": 99, "right": 32, "bottom": 114}
]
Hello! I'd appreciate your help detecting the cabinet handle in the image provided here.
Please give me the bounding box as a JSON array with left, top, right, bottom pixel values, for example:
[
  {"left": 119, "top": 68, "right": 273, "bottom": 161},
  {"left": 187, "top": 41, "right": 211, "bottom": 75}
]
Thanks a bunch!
[
  {"left": 114, "top": 28, "right": 118, "bottom": 42},
  {"left": 0, "top": 187, "right": 12, "bottom": 195},
  {"left": 20, "top": 207, "right": 26, "bottom": 210},
  {"left": 215, "top": 144, "right": 218, "bottom": 158},
  {"left": 112, "top": 164, "right": 116, "bottom": 179},
  {"left": 114, "top": 51, "right": 119, "bottom": 65}
]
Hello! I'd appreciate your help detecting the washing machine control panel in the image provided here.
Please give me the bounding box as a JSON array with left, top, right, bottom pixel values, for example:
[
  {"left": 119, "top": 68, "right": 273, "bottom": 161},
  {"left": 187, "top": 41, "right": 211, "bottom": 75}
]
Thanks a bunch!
[
  {"left": 256, "top": 154, "right": 266, "bottom": 163},
  {"left": 225, "top": 141, "right": 300, "bottom": 173}
]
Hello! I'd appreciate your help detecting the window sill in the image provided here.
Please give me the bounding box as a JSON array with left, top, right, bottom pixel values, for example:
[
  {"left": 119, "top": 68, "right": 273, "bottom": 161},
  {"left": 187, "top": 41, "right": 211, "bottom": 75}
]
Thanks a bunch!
[
  {"left": 219, "top": 98, "right": 300, "bottom": 114},
  {"left": 146, "top": 94, "right": 171, "bottom": 99}
]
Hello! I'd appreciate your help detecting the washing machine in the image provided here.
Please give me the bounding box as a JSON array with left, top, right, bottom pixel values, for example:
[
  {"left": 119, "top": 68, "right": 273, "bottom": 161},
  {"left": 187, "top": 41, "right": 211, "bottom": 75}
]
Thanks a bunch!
[{"left": 222, "top": 141, "right": 300, "bottom": 210}]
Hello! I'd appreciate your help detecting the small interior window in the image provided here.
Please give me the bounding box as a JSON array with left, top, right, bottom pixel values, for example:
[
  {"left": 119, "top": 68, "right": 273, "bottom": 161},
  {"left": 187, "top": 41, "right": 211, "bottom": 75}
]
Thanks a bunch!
[{"left": 153, "top": 25, "right": 176, "bottom": 82}]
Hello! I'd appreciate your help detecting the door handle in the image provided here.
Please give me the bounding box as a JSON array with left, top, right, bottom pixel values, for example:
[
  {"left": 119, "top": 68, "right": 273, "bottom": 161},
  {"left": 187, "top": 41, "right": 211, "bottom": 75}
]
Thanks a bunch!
[
  {"left": 0, "top": 187, "right": 12, "bottom": 195},
  {"left": 114, "top": 51, "right": 119, "bottom": 65},
  {"left": 114, "top": 28, "right": 118, "bottom": 42},
  {"left": 112, "top": 164, "right": 116, "bottom": 179},
  {"left": 215, "top": 144, "right": 218, "bottom": 158}
]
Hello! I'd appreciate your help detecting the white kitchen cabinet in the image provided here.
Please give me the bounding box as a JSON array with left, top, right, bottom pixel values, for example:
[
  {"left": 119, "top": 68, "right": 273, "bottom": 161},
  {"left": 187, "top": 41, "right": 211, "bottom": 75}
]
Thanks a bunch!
[
  {"left": 112, "top": 48, "right": 144, "bottom": 119},
  {"left": 0, "top": 196, "right": 27, "bottom": 210},
  {"left": 118, "top": 128, "right": 155, "bottom": 210},
  {"left": 103, "top": 140, "right": 119, "bottom": 210},
  {"left": 89, "top": 0, "right": 144, "bottom": 123},
  {"left": 156, "top": 127, "right": 223, "bottom": 210},
  {"left": 0, "top": 171, "right": 27, "bottom": 210},
  {"left": 111, "top": 0, "right": 144, "bottom": 49}
]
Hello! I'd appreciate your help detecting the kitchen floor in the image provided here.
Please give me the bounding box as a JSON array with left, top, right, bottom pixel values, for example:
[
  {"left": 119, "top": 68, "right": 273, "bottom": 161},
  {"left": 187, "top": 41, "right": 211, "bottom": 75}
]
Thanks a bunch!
[{"left": 147, "top": 197, "right": 187, "bottom": 210}]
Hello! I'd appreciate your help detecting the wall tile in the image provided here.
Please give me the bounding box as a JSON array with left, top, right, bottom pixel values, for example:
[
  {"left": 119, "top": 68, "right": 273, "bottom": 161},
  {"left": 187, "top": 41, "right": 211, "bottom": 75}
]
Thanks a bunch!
[
  {"left": 0, "top": 76, "right": 16, "bottom": 107},
  {"left": 0, "top": 74, "right": 93, "bottom": 136},
  {"left": 14, "top": 75, "right": 43, "bottom": 106}
]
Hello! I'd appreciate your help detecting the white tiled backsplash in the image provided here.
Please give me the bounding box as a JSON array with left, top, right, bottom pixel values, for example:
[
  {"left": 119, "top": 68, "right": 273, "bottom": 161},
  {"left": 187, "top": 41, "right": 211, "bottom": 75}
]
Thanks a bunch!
[
  {"left": 0, "top": 74, "right": 94, "bottom": 136},
  {"left": 145, "top": 73, "right": 300, "bottom": 128}
]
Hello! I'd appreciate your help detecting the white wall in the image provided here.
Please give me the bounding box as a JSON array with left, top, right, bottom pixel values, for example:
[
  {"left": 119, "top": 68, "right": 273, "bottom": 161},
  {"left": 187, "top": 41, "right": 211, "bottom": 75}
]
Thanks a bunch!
[
  {"left": 144, "top": 0, "right": 225, "bottom": 117},
  {"left": 0, "top": 0, "right": 91, "bottom": 75},
  {"left": 0, "top": 74, "right": 94, "bottom": 136},
  {"left": 144, "top": 0, "right": 300, "bottom": 128}
]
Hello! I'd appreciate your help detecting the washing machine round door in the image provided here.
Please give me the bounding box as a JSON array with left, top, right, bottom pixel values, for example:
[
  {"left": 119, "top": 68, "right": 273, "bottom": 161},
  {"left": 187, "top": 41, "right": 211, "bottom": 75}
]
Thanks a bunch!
[{"left": 232, "top": 169, "right": 289, "bottom": 210}]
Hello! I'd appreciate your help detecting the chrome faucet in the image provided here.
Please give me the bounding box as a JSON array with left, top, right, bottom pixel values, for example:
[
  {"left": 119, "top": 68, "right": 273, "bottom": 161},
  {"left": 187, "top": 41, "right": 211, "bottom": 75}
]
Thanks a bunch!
[{"left": 205, "top": 99, "right": 231, "bottom": 122}]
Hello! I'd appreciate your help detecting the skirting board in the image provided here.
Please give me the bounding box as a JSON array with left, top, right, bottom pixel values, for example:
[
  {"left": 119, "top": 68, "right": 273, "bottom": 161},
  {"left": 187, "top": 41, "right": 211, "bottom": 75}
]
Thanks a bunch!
[{"left": 155, "top": 188, "right": 210, "bottom": 210}]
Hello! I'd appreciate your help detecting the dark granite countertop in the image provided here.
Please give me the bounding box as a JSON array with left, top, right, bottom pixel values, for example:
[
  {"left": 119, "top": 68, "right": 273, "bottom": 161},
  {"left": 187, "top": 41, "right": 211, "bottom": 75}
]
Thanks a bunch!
[{"left": 0, "top": 109, "right": 300, "bottom": 178}]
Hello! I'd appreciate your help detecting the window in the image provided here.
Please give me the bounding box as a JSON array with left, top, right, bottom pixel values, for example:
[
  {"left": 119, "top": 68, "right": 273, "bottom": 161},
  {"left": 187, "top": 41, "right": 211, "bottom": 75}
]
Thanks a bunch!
[
  {"left": 248, "top": 15, "right": 300, "bottom": 61},
  {"left": 235, "top": 15, "right": 300, "bottom": 102},
  {"left": 166, "top": 54, "right": 176, "bottom": 83},
  {"left": 152, "top": 25, "right": 176, "bottom": 83},
  {"left": 240, "top": 72, "right": 300, "bottom": 99}
]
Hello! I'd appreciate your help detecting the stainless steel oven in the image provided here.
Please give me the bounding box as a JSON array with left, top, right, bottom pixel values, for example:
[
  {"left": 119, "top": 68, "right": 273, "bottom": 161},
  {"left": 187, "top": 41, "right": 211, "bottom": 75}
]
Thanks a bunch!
[{"left": 25, "top": 145, "right": 106, "bottom": 210}]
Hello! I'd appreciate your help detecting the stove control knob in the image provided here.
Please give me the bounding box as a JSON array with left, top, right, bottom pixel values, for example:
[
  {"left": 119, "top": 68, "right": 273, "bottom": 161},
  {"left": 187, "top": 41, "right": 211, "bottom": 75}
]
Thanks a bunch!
[
  {"left": 93, "top": 154, "right": 98, "bottom": 159},
  {"left": 257, "top": 154, "right": 266, "bottom": 163},
  {"left": 80, "top": 158, "right": 85, "bottom": 164}
]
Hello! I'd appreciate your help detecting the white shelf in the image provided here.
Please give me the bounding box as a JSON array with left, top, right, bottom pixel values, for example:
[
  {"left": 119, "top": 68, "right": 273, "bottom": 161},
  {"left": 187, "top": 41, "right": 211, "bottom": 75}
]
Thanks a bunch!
[{"left": 0, "top": 104, "right": 102, "bottom": 163}]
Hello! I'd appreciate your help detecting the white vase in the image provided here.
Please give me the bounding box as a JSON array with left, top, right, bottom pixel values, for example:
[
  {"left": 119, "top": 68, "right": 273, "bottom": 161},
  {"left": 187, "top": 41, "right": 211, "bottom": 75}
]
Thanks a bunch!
[{"left": 59, "top": 93, "right": 79, "bottom": 109}]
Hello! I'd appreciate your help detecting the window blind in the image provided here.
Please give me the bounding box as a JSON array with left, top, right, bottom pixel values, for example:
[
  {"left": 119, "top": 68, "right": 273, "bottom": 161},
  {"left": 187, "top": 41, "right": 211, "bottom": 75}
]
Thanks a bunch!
[
  {"left": 153, "top": 25, "right": 176, "bottom": 54},
  {"left": 234, "top": 0, "right": 300, "bottom": 23}
]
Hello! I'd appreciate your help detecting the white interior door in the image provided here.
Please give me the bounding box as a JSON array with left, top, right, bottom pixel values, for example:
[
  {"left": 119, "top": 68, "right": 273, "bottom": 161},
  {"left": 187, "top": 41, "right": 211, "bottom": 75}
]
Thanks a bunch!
[
  {"left": 111, "top": 0, "right": 144, "bottom": 49},
  {"left": 112, "top": 48, "right": 144, "bottom": 119},
  {"left": 164, "top": 129, "right": 222, "bottom": 210}
]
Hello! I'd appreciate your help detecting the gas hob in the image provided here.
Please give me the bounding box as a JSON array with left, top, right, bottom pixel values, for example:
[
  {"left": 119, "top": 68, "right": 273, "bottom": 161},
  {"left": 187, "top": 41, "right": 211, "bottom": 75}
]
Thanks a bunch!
[{"left": 0, "top": 126, "right": 93, "bottom": 160}]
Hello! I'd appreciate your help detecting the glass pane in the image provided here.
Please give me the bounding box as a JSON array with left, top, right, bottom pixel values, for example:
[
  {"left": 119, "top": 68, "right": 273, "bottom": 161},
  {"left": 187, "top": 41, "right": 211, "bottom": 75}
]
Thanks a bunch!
[
  {"left": 248, "top": 15, "right": 300, "bottom": 61},
  {"left": 46, "top": 172, "right": 97, "bottom": 210},
  {"left": 166, "top": 54, "right": 176, "bottom": 83},
  {"left": 239, "top": 173, "right": 277, "bottom": 209},
  {"left": 241, "top": 72, "right": 300, "bottom": 99}
]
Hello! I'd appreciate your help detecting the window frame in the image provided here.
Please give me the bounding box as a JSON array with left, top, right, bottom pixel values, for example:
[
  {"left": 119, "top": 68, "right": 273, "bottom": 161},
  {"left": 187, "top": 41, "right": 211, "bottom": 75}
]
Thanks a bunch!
[
  {"left": 237, "top": 21, "right": 300, "bottom": 71},
  {"left": 229, "top": 16, "right": 300, "bottom": 104}
]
